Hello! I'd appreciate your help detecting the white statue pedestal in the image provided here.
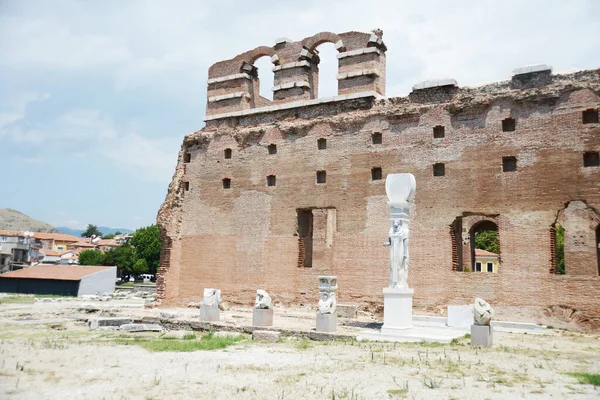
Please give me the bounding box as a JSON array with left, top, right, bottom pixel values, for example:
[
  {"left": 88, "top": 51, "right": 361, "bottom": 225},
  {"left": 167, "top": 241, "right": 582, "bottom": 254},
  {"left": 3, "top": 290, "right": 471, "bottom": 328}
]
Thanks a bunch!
[
  {"left": 253, "top": 308, "right": 273, "bottom": 327},
  {"left": 471, "top": 324, "right": 493, "bottom": 347},
  {"left": 200, "top": 304, "right": 220, "bottom": 322},
  {"left": 316, "top": 312, "right": 337, "bottom": 332},
  {"left": 381, "top": 287, "right": 414, "bottom": 334}
]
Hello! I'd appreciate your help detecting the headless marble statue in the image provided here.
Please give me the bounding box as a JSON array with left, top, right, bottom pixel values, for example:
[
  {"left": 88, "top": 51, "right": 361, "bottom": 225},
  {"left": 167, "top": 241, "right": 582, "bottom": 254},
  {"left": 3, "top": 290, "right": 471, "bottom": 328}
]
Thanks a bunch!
[{"left": 384, "top": 218, "right": 409, "bottom": 289}]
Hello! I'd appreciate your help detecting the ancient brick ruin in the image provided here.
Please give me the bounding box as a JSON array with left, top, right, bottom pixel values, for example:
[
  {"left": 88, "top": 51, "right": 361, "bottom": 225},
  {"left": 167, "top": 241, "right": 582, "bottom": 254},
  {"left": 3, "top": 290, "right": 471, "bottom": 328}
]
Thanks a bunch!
[{"left": 157, "top": 30, "right": 600, "bottom": 328}]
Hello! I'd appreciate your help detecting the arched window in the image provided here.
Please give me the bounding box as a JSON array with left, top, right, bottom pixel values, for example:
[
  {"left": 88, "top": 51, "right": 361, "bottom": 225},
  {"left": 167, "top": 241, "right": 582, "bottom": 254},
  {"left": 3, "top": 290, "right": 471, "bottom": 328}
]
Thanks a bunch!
[
  {"left": 315, "top": 42, "right": 338, "bottom": 98},
  {"left": 470, "top": 220, "right": 500, "bottom": 272},
  {"left": 253, "top": 56, "right": 274, "bottom": 102}
]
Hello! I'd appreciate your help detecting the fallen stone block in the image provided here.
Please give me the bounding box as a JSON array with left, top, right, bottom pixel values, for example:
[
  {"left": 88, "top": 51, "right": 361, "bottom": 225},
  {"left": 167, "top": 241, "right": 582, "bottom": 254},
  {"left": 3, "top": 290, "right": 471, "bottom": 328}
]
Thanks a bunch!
[
  {"left": 159, "top": 311, "right": 179, "bottom": 319},
  {"left": 213, "top": 331, "right": 242, "bottom": 338},
  {"left": 252, "top": 330, "right": 280, "bottom": 343},
  {"left": 120, "top": 323, "right": 162, "bottom": 332},
  {"left": 337, "top": 304, "right": 358, "bottom": 319},
  {"left": 88, "top": 317, "right": 133, "bottom": 330},
  {"left": 78, "top": 306, "right": 100, "bottom": 314}
]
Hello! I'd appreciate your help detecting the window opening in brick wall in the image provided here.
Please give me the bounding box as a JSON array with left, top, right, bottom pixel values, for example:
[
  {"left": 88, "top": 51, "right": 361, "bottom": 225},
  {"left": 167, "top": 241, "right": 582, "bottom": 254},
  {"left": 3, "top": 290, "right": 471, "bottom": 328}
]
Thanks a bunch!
[
  {"left": 583, "top": 109, "right": 599, "bottom": 124},
  {"left": 486, "top": 262, "right": 494, "bottom": 272},
  {"left": 371, "top": 167, "right": 382, "bottom": 181},
  {"left": 433, "top": 163, "right": 445, "bottom": 176},
  {"left": 183, "top": 182, "right": 189, "bottom": 191},
  {"left": 268, "top": 144, "right": 277, "bottom": 155},
  {"left": 433, "top": 125, "right": 445, "bottom": 138},
  {"left": 316, "top": 170, "right": 326, "bottom": 184},
  {"left": 266, "top": 175, "right": 276, "bottom": 187},
  {"left": 297, "top": 209, "right": 314, "bottom": 268},
  {"left": 475, "top": 262, "right": 482, "bottom": 272},
  {"left": 254, "top": 55, "right": 274, "bottom": 101},
  {"left": 596, "top": 225, "right": 600, "bottom": 275},
  {"left": 502, "top": 156, "right": 517, "bottom": 172},
  {"left": 183, "top": 152, "right": 191, "bottom": 163},
  {"left": 316, "top": 42, "right": 338, "bottom": 98},
  {"left": 583, "top": 152, "right": 600, "bottom": 167},
  {"left": 317, "top": 138, "right": 327, "bottom": 150},
  {"left": 222, "top": 178, "right": 231, "bottom": 189},
  {"left": 372, "top": 132, "right": 382, "bottom": 144},
  {"left": 224, "top": 148, "right": 232, "bottom": 159},
  {"left": 502, "top": 118, "right": 516, "bottom": 132},
  {"left": 471, "top": 220, "right": 500, "bottom": 273},
  {"left": 552, "top": 223, "right": 566, "bottom": 274}
]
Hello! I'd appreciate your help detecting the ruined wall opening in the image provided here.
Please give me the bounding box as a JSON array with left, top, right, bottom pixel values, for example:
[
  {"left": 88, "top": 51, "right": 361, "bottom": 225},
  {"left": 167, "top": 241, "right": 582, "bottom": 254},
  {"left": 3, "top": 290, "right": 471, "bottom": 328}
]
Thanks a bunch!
[
  {"left": 224, "top": 148, "right": 232, "bottom": 159},
  {"left": 450, "top": 218, "right": 463, "bottom": 271},
  {"left": 553, "top": 223, "right": 566, "bottom": 274},
  {"left": 316, "top": 170, "right": 327, "bottom": 184},
  {"left": 583, "top": 151, "right": 599, "bottom": 167},
  {"left": 268, "top": 144, "right": 277, "bottom": 155},
  {"left": 317, "top": 138, "right": 327, "bottom": 150},
  {"left": 222, "top": 178, "right": 231, "bottom": 189},
  {"left": 502, "top": 118, "right": 516, "bottom": 132},
  {"left": 433, "top": 163, "right": 445, "bottom": 177},
  {"left": 183, "top": 152, "right": 191, "bottom": 163},
  {"left": 266, "top": 175, "right": 276, "bottom": 187},
  {"left": 371, "top": 167, "right": 382, "bottom": 181},
  {"left": 315, "top": 42, "right": 338, "bottom": 99},
  {"left": 433, "top": 125, "right": 445, "bottom": 138},
  {"left": 470, "top": 220, "right": 500, "bottom": 272},
  {"left": 253, "top": 56, "right": 274, "bottom": 101},
  {"left": 502, "top": 156, "right": 517, "bottom": 172},
  {"left": 372, "top": 132, "right": 382, "bottom": 144},
  {"left": 583, "top": 108, "right": 599, "bottom": 124},
  {"left": 297, "top": 209, "right": 314, "bottom": 268}
]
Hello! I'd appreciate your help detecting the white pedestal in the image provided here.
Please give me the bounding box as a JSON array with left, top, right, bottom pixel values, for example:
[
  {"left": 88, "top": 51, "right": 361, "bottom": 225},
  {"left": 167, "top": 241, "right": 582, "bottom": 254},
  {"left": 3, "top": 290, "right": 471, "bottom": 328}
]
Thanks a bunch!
[
  {"left": 471, "top": 324, "right": 493, "bottom": 347},
  {"left": 381, "top": 287, "right": 414, "bottom": 335}
]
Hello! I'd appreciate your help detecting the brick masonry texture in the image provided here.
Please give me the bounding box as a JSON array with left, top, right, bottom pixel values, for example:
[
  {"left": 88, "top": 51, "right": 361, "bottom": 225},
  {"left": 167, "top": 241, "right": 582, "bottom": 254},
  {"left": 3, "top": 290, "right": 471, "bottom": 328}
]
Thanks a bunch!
[{"left": 157, "top": 30, "right": 600, "bottom": 329}]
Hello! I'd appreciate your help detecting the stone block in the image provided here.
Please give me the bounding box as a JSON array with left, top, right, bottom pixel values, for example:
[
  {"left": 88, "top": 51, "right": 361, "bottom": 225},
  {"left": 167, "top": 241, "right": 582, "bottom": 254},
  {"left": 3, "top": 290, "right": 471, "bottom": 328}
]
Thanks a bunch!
[
  {"left": 253, "top": 308, "right": 273, "bottom": 327},
  {"left": 200, "top": 304, "right": 220, "bottom": 321},
  {"left": 471, "top": 324, "right": 493, "bottom": 347},
  {"left": 447, "top": 305, "right": 473, "bottom": 328},
  {"left": 88, "top": 318, "right": 133, "bottom": 330},
  {"left": 316, "top": 312, "right": 337, "bottom": 332},
  {"left": 336, "top": 304, "right": 358, "bottom": 319},
  {"left": 252, "top": 330, "right": 280, "bottom": 343},
  {"left": 120, "top": 323, "right": 162, "bottom": 332}
]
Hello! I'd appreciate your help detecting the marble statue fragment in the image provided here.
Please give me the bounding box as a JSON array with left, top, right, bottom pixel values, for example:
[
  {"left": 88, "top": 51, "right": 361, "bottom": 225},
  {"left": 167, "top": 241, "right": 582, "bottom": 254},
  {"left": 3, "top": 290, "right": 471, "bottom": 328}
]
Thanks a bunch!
[
  {"left": 318, "top": 276, "right": 337, "bottom": 314},
  {"left": 254, "top": 289, "right": 272, "bottom": 309},
  {"left": 473, "top": 298, "right": 494, "bottom": 325},
  {"left": 202, "top": 288, "right": 222, "bottom": 307}
]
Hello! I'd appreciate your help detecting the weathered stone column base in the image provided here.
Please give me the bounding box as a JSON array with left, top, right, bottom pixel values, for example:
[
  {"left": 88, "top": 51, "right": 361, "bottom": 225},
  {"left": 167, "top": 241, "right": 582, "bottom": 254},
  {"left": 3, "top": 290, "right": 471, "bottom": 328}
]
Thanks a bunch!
[
  {"left": 381, "top": 287, "right": 414, "bottom": 334},
  {"left": 316, "top": 312, "right": 337, "bottom": 332},
  {"left": 199, "top": 304, "right": 220, "bottom": 321},
  {"left": 253, "top": 308, "right": 274, "bottom": 327},
  {"left": 471, "top": 324, "right": 493, "bottom": 346}
]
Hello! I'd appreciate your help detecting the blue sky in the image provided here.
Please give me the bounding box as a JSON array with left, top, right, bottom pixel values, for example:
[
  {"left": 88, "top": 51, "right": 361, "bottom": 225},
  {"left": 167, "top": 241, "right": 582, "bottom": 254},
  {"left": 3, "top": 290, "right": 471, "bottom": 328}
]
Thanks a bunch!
[{"left": 0, "top": 0, "right": 598, "bottom": 230}]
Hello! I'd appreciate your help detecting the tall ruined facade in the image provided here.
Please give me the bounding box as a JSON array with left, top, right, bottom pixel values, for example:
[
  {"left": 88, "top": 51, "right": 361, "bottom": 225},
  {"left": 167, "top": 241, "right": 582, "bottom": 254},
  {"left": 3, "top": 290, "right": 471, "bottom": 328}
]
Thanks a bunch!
[{"left": 157, "top": 30, "right": 600, "bottom": 327}]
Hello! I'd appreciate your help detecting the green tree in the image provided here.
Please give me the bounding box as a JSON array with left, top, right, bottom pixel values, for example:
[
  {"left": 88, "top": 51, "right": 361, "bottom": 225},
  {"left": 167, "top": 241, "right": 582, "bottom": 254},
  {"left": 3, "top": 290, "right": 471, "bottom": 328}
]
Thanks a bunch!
[
  {"left": 474, "top": 230, "right": 500, "bottom": 254},
  {"left": 103, "top": 243, "right": 136, "bottom": 276},
  {"left": 102, "top": 233, "right": 115, "bottom": 239},
  {"left": 130, "top": 225, "right": 161, "bottom": 274},
  {"left": 132, "top": 258, "right": 148, "bottom": 277},
  {"left": 79, "top": 249, "right": 105, "bottom": 266},
  {"left": 555, "top": 224, "right": 565, "bottom": 274},
  {"left": 81, "top": 224, "right": 102, "bottom": 238}
]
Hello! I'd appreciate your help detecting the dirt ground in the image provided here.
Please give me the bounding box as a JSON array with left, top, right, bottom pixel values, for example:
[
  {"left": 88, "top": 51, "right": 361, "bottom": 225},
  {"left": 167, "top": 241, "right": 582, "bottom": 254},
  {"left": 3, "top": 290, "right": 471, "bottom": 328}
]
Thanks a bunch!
[{"left": 1, "top": 297, "right": 599, "bottom": 400}]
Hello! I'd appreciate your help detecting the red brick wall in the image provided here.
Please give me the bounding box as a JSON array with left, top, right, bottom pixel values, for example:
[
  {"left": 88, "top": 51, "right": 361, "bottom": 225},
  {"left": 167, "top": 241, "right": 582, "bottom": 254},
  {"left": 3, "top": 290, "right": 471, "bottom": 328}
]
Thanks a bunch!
[{"left": 158, "top": 62, "right": 600, "bottom": 327}]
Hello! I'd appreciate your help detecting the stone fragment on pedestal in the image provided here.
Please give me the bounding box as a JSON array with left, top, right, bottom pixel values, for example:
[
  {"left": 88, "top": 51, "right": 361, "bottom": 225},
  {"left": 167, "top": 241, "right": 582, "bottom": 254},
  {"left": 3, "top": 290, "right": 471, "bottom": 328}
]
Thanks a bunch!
[
  {"left": 200, "top": 288, "right": 221, "bottom": 322},
  {"left": 471, "top": 298, "right": 494, "bottom": 346},
  {"left": 316, "top": 276, "right": 337, "bottom": 332},
  {"left": 253, "top": 289, "right": 273, "bottom": 327}
]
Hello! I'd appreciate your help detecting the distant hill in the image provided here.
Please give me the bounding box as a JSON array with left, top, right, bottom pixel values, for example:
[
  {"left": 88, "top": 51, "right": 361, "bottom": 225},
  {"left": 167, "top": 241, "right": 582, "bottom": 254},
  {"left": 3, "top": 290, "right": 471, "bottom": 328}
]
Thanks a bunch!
[
  {"left": 56, "top": 226, "right": 134, "bottom": 237},
  {"left": 0, "top": 209, "right": 58, "bottom": 233}
]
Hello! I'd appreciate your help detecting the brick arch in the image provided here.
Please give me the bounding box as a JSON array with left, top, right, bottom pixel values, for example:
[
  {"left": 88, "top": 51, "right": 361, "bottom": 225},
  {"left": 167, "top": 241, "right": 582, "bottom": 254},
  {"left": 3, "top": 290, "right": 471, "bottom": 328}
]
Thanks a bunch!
[
  {"left": 302, "top": 32, "right": 344, "bottom": 52},
  {"left": 244, "top": 46, "right": 277, "bottom": 65}
]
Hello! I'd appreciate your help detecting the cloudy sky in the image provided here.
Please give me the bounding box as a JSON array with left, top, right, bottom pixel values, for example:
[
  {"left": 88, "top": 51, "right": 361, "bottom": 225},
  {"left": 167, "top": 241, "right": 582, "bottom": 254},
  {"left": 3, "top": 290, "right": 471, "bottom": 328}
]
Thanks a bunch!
[{"left": 0, "top": 0, "right": 598, "bottom": 230}]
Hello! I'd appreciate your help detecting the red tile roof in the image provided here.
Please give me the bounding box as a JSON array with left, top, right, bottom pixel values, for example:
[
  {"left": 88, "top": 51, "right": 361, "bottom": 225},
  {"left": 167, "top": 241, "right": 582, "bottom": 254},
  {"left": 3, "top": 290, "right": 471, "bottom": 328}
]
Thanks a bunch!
[
  {"left": 0, "top": 265, "right": 112, "bottom": 281},
  {"left": 34, "top": 232, "right": 82, "bottom": 242},
  {"left": 475, "top": 249, "right": 499, "bottom": 257},
  {"left": 40, "top": 249, "right": 61, "bottom": 257}
]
